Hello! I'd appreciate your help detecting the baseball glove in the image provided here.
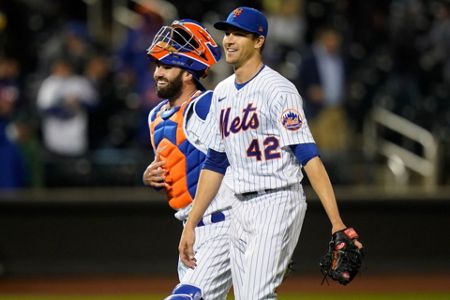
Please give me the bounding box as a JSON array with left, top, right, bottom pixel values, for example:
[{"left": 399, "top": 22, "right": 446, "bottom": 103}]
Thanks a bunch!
[{"left": 319, "top": 227, "right": 363, "bottom": 285}]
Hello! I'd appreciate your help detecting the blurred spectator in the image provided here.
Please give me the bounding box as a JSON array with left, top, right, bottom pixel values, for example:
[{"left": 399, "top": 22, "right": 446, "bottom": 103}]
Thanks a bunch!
[
  {"left": 37, "top": 58, "right": 98, "bottom": 157},
  {"left": 114, "top": 3, "right": 162, "bottom": 111},
  {"left": 38, "top": 21, "right": 94, "bottom": 76},
  {"left": 264, "top": 0, "right": 305, "bottom": 47},
  {"left": 0, "top": 57, "right": 27, "bottom": 189},
  {"left": 298, "top": 26, "right": 351, "bottom": 152},
  {"left": 419, "top": 1, "right": 450, "bottom": 88},
  {"left": 384, "top": 0, "right": 425, "bottom": 115},
  {"left": 263, "top": 0, "right": 305, "bottom": 74},
  {"left": 114, "top": 2, "right": 167, "bottom": 149},
  {"left": 84, "top": 53, "right": 122, "bottom": 149},
  {"left": 13, "top": 115, "right": 43, "bottom": 188}
]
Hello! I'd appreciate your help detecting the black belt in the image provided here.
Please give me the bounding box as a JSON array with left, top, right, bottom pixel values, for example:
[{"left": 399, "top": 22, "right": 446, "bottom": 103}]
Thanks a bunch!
[{"left": 238, "top": 186, "right": 289, "bottom": 198}]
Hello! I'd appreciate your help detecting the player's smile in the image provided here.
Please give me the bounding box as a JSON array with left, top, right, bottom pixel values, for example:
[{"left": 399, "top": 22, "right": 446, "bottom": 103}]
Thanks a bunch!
[
  {"left": 153, "top": 71, "right": 184, "bottom": 99},
  {"left": 224, "top": 47, "right": 238, "bottom": 60},
  {"left": 156, "top": 78, "right": 169, "bottom": 87},
  {"left": 225, "top": 47, "right": 237, "bottom": 54},
  {"left": 223, "top": 35, "right": 239, "bottom": 61}
]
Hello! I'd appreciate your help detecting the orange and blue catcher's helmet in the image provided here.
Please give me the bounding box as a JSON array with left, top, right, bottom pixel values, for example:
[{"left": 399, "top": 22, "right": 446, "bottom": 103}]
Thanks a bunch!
[{"left": 147, "top": 19, "right": 221, "bottom": 79}]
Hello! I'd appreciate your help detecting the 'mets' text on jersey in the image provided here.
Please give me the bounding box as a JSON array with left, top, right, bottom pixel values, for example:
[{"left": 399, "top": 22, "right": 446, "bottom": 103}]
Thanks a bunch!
[
  {"left": 220, "top": 103, "right": 259, "bottom": 138},
  {"left": 209, "top": 66, "right": 316, "bottom": 194}
]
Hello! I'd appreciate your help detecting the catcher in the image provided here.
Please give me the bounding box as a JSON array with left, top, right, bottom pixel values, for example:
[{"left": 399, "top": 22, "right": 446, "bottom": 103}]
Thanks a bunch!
[{"left": 320, "top": 227, "right": 364, "bottom": 285}]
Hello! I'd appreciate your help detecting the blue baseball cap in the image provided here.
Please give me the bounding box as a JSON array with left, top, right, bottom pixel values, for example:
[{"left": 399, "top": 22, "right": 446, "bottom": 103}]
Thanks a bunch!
[{"left": 214, "top": 7, "right": 268, "bottom": 37}]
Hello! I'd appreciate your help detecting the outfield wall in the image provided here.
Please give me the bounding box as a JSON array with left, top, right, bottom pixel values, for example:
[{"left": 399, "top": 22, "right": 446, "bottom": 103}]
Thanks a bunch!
[{"left": 0, "top": 187, "right": 449, "bottom": 276}]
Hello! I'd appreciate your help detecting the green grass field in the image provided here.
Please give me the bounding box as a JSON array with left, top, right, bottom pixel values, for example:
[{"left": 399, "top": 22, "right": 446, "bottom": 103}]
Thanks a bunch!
[{"left": 0, "top": 294, "right": 450, "bottom": 300}]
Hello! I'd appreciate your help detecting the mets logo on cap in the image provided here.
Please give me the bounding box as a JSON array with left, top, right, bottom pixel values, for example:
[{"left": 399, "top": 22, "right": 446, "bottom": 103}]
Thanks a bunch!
[
  {"left": 233, "top": 8, "right": 243, "bottom": 17},
  {"left": 281, "top": 109, "right": 303, "bottom": 131}
]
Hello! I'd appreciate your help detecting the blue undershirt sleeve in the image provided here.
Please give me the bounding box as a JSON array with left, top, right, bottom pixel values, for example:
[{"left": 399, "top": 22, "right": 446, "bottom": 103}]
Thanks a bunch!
[
  {"left": 202, "top": 148, "right": 230, "bottom": 174},
  {"left": 290, "top": 143, "right": 320, "bottom": 166}
]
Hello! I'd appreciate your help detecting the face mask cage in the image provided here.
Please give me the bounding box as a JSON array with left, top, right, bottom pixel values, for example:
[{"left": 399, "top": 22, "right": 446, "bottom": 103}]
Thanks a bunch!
[{"left": 148, "top": 24, "right": 203, "bottom": 56}]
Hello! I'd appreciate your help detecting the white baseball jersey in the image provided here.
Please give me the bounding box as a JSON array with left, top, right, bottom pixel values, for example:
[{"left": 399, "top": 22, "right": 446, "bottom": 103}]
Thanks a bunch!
[
  {"left": 204, "top": 65, "right": 314, "bottom": 299},
  {"left": 148, "top": 90, "right": 234, "bottom": 299},
  {"left": 184, "top": 90, "right": 234, "bottom": 190},
  {"left": 182, "top": 91, "right": 235, "bottom": 299},
  {"left": 174, "top": 90, "right": 234, "bottom": 222},
  {"left": 37, "top": 74, "right": 98, "bottom": 156},
  {"left": 206, "top": 65, "right": 315, "bottom": 194}
]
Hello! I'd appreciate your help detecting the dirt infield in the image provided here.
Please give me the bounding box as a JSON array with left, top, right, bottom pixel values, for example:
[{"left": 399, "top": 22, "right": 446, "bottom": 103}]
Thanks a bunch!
[{"left": 0, "top": 274, "right": 449, "bottom": 295}]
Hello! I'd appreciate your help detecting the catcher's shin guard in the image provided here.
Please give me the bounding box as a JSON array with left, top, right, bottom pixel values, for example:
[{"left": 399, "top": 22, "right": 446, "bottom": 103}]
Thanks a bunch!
[{"left": 164, "top": 283, "right": 202, "bottom": 300}]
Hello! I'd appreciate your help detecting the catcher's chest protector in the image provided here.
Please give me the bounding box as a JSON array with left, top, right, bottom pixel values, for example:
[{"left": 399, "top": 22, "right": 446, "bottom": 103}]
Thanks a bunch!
[{"left": 150, "top": 96, "right": 206, "bottom": 209}]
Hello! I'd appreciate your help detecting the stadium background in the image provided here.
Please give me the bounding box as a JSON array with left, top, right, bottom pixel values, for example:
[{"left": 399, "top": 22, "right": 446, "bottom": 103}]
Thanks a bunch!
[{"left": 1, "top": 0, "right": 450, "bottom": 298}]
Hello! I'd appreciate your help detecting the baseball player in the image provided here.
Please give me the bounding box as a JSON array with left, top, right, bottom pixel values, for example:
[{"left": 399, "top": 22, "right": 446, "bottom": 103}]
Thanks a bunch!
[
  {"left": 178, "top": 7, "right": 363, "bottom": 299},
  {"left": 142, "top": 19, "right": 234, "bottom": 300}
]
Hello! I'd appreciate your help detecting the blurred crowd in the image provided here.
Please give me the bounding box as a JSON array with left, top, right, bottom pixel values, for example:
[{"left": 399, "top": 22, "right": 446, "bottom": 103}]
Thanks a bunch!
[{"left": 0, "top": 0, "right": 449, "bottom": 189}]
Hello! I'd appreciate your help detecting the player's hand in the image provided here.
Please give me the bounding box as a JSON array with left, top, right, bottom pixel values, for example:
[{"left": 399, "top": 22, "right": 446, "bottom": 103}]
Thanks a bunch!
[
  {"left": 143, "top": 160, "right": 167, "bottom": 188},
  {"left": 179, "top": 226, "right": 197, "bottom": 269},
  {"left": 143, "top": 146, "right": 168, "bottom": 188},
  {"left": 332, "top": 225, "right": 363, "bottom": 249},
  {"left": 320, "top": 227, "right": 364, "bottom": 285}
]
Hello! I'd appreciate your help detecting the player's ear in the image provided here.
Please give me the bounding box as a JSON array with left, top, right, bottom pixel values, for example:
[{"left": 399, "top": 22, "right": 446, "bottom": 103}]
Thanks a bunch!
[
  {"left": 254, "top": 35, "right": 265, "bottom": 50},
  {"left": 183, "top": 70, "right": 194, "bottom": 82}
]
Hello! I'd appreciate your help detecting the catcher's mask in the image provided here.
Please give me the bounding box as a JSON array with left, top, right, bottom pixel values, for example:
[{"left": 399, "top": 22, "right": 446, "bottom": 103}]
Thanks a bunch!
[{"left": 147, "top": 19, "right": 221, "bottom": 79}]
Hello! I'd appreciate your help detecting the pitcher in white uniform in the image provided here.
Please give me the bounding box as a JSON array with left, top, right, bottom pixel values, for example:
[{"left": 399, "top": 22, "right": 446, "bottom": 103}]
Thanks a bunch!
[{"left": 178, "top": 7, "right": 363, "bottom": 300}]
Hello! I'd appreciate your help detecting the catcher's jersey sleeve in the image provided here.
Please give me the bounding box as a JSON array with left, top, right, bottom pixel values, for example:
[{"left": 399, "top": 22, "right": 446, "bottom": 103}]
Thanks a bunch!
[
  {"left": 184, "top": 90, "right": 217, "bottom": 153},
  {"left": 201, "top": 91, "right": 226, "bottom": 152},
  {"left": 184, "top": 89, "right": 233, "bottom": 190}
]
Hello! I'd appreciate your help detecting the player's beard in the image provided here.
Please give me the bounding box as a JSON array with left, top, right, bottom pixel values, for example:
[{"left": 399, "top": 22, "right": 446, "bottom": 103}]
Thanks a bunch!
[{"left": 155, "top": 71, "right": 183, "bottom": 100}]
